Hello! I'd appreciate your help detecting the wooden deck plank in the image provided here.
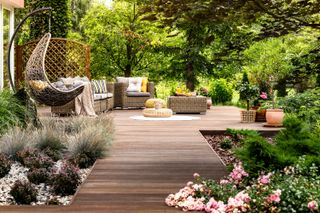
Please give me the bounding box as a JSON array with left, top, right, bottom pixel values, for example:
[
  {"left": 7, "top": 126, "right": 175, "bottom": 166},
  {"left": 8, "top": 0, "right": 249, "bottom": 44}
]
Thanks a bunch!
[{"left": 1, "top": 106, "right": 279, "bottom": 213}]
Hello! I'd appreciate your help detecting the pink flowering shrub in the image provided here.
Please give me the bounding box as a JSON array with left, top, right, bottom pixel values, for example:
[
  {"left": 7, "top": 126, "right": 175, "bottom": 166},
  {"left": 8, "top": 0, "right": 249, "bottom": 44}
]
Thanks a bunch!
[{"left": 165, "top": 158, "right": 320, "bottom": 212}]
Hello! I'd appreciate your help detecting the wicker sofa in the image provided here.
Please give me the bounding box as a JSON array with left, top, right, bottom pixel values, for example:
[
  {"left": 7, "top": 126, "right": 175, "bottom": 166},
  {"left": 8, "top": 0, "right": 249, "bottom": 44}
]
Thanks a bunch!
[
  {"left": 51, "top": 80, "right": 114, "bottom": 115},
  {"left": 114, "top": 79, "right": 154, "bottom": 109}
]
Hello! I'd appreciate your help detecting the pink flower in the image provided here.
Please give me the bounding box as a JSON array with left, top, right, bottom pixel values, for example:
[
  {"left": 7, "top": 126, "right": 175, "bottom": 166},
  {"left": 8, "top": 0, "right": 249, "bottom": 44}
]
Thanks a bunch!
[
  {"left": 193, "top": 173, "right": 200, "bottom": 179},
  {"left": 229, "top": 163, "right": 248, "bottom": 183},
  {"left": 205, "top": 198, "right": 226, "bottom": 213},
  {"left": 308, "top": 200, "right": 318, "bottom": 211},
  {"left": 258, "top": 173, "right": 272, "bottom": 185},
  {"left": 220, "top": 179, "right": 229, "bottom": 185},
  {"left": 260, "top": 92, "right": 268, "bottom": 99},
  {"left": 266, "top": 189, "right": 281, "bottom": 203}
]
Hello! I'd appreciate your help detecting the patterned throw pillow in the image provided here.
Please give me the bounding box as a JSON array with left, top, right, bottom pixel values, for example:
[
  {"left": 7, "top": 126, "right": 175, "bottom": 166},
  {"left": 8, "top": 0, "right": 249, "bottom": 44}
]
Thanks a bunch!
[{"left": 91, "top": 80, "right": 107, "bottom": 94}]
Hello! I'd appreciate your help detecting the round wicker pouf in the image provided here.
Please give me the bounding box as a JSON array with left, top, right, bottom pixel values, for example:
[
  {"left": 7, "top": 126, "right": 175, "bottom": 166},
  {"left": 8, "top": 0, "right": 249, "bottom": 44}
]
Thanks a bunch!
[{"left": 142, "top": 108, "right": 173, "bottom": 118}]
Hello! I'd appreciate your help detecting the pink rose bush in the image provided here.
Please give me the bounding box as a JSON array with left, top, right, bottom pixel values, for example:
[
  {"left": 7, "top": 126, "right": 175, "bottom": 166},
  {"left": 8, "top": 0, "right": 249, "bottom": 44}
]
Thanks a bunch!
[
  {"left": 308, "top": 200, "right": 318, "bottom": 211},
  {"left": 165, "top": 160, "right": 320, "bottom": 212}
]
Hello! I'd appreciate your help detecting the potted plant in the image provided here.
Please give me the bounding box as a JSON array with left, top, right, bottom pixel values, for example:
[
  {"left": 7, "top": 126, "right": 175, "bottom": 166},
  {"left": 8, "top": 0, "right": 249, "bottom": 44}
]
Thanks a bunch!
[
  {"left": 237, "top": 72, "right": 260, "bottom": 123},
  {"left": 253, "top": 92, "right": 268, "bottom": 122},
  {"left": 265, "top": 89, "right": 285, "bottom": 126}
]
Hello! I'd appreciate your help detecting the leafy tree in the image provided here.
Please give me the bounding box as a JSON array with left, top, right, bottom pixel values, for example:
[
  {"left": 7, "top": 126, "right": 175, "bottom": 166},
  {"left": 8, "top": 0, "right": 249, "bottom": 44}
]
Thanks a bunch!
[
  {"left": 81, "top": 1, "right": 168, "bottom": 78},
  {"left": 28, "top": 0, "right": 71, "bottom": 40},
  {"left": 69, "top": 0, "right": 92, "bottom": 36},
  {"left": 243, "top": 30, "right": 319, "bottom": 93}
]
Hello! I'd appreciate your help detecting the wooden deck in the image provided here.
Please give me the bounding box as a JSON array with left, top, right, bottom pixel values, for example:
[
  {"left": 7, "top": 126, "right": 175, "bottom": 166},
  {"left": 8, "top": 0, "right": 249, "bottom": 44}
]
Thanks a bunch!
[{"left": 1, "top": 106, "right": 279, "bottom": 213}]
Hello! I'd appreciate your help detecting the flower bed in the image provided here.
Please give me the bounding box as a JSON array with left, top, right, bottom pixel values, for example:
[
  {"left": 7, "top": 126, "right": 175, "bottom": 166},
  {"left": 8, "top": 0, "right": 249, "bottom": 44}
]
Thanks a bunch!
[
  {"left": 166, "top": 158, "right": 320, "bottom": 212},
  {"left": 0, "top": 115, "right": 113, "bottom": 205},
  {"left": 166, "top": 120, "right": 320, "bottom": 212}
]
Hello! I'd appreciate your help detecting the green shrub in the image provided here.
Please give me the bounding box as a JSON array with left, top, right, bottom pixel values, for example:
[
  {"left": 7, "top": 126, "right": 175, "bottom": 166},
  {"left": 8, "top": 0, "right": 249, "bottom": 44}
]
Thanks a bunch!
[
  {"left": 279, "top": 88, "right": 320, "bottom": 128},
  {"left": 235, "top": 115, "right": 320, "bottom": 176},
  {"left": 0, "top": 153, "right": 11, "bottom": 178},
  {"left": 208, "top": 79, "right": 233, "bottom": 105},
  {"left": 0, "top": 127, "right": 32, "bottom": 160},
  {"left": 34, "top": 128, "right": 66, "bottom": 161},
  {"left": 50, "top": 161, "right": 80, "bottom": 196},
  {"left": 10, "top": 180, "right": 37, "bottom": 204},
  {"left": 225, "top": 128, "right": 260, "bottom": 143},
  {"left": 0, "top": 90, "right": 28, "bottom": 135},
  {"left": 235, "top": 135, "right": 280, "bottom": 176},
  {"left": 27, "top": 168, "right": 50, "bottom": 185},
  {"left": 220, "top": 138, "right": 232, "bottom": 150}
]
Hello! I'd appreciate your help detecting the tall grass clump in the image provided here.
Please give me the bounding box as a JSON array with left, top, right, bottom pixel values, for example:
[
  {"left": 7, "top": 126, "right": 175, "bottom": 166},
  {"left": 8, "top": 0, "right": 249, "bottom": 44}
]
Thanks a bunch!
[
  {"left": 68, "top": 115, "right": 113, "bottom": 168},
  {"left": 0, "top": 90, "right": 28, "bottom": 135},
  {"left": 33, "top": 127, "right": 66, "bottom": 161},
  {"left": 0, "top": 127, "right": 32, "bottom": 160}
]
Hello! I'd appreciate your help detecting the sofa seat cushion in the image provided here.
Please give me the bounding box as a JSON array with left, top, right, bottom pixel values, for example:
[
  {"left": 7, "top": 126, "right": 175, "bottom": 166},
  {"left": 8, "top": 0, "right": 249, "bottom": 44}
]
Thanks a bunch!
[
  {"left": 94, "top": 93, "right": 113, "bottom": 100},
  {"left": 126, "top": 92, "right": 150, "bottom": 97}
]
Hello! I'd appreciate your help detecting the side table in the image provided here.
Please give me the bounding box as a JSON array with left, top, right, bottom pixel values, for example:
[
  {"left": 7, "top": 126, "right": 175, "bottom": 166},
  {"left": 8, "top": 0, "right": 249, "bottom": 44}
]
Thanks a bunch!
[{"left": 168, "top": 96, "right": 207, "bottom": 114}]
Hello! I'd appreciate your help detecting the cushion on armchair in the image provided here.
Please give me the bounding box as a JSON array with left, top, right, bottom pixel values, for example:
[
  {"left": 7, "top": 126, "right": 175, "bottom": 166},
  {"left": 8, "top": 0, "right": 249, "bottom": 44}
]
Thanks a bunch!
[
  {"left": 126, "top": 92, "right": 150, "bottom": 97},
  {"left": 127, "top": 77, "right": 142, "bottom": 92}
]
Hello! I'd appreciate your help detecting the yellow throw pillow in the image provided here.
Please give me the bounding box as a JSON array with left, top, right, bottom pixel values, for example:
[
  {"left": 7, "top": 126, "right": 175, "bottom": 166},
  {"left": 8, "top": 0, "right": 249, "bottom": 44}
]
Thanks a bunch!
[{"left": 141, "top": 77, "right": 148, "bottom": 92}]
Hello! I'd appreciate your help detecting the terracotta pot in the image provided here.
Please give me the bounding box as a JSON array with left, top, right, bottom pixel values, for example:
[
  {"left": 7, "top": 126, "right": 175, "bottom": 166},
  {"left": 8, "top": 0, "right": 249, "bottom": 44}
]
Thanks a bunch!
[
  {"left": 255, "top": 109, "right": 266, "bottom": 122},
  {"left": 206, "top": 97, "right": 212, "bottom": 109},
  {"left": 266, "top": 109, "right": 284, "bottom": 126}
]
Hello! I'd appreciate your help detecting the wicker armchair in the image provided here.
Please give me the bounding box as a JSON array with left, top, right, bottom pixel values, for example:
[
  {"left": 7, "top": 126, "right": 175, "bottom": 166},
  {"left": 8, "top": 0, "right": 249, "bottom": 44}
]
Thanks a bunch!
[
  {"left": 114, "top": 82, "right": 154, "bottom": 108},
  {"left": 51, "top": 82, "right": 114, "bottom": 115}
]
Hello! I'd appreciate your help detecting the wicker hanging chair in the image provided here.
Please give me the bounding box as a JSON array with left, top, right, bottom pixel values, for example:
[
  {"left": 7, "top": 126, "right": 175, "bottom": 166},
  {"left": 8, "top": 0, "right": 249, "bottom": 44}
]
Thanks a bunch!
[{"left": 25, "top": 33, "right": 84, "bottom": 106}]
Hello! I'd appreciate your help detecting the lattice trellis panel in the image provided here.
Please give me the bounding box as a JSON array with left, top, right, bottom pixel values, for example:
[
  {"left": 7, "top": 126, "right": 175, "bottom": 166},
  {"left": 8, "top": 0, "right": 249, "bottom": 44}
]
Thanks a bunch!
[{"left": 15, "top": 38, "right": 90, "bottom": 87}]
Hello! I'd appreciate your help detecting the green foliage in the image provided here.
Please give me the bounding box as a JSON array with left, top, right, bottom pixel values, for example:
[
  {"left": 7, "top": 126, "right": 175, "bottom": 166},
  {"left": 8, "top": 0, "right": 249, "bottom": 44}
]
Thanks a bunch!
[
  {"left": 81, "top": 2, "right": 167, "bottom": 79},
  {"left": 225, "top": 128, "right": 260, "bottom": 142},
  {"left": 0, "top": 90, "right": 28, "bottom": 135},
  {"left": 0, "top": 153, "right": 11, "bottom": 178},
  {"left": 235, "top": 135, "right": 280, "bottom": 176},
  {"left": 29, "top": 0, "right": 71, "bottom": 40},
  {"left": 244, "top": 31, "right": 319, "bottom": 91},
  {"left": 235, "top": 115, "right": 320, "bottom": 176},
  {"left": 50, "top": 161, "right": 81, "bottom": 196},
  {"left": 220, "top": 139, "right": 232, "bottom": 150},
  {"left": 237, "top": 72, "right": 260, "bottom": 110},
  {"left": 10, "top": 180, "right": 37, "bottom": 205},
  {"left": 208, "top": 79, "right": 233, "bottom": 105},
  {"left": 279, "top": 88, "right": 320, "bottom": 128}
]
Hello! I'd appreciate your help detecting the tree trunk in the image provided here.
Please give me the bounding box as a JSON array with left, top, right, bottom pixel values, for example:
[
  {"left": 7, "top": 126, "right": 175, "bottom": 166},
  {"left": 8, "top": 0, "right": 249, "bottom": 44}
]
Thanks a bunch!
[
  {"left": 125, "top": 43, "right": 132, "bottom": 77},
  {"left": 246, "top": 99, "right": 250, "bottom": 111},
  {"left": 186, "top": 61, "right": 195, "bottom": 91}
]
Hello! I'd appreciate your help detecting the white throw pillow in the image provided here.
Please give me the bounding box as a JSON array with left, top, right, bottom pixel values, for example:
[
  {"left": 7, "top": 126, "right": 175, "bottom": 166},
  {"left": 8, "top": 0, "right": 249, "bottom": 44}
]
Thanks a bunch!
[
  {"left": 116, "top": 77, "right": 129, "bottom": 84},
  {"left": 127, "top": 77, "right": 142, "bottom": 92}
]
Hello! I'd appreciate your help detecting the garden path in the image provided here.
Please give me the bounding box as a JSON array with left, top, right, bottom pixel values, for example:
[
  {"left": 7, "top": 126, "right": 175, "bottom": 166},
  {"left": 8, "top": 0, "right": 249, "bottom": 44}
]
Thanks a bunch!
[{"left": 1, "top": 106, "right": 279, "bottom": 213}]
